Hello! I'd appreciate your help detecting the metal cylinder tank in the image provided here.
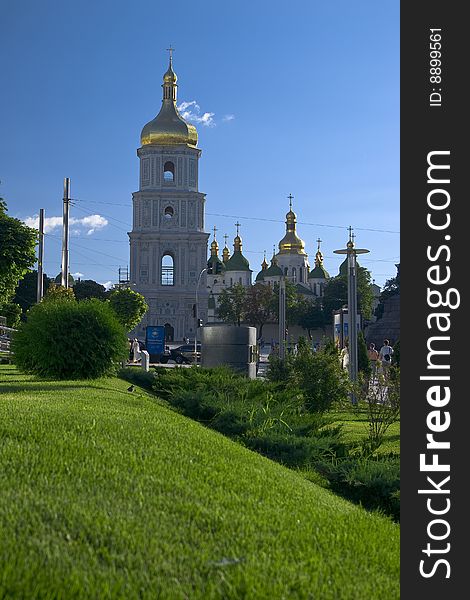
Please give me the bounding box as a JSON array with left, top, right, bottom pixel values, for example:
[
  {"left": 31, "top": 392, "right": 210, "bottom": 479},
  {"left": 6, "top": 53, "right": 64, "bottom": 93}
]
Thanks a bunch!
[{"left": 201, "top": 325, "right": 257, "bottom": 378}]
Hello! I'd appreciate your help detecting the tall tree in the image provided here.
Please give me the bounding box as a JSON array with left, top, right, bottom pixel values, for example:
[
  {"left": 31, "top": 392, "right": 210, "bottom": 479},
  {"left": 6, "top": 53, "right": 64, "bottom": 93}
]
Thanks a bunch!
[
  {"left": 0, "top": 199, "right": 37, "bottom": 306},
  {"left": 12, "top": 270, "right": 52, "bottom": 315},
  {"left": 296, "top": 297, "right": 326, "bottom": 339},
  {"left": 374, "top": 264, "right": 400, "bottom": 320},
  {"left": 217, "top": 283, "right": 247, "bottom": 326},
  {"left": 322, "top": 267, "right": 374, "bottom": 324},
  {"left": 243, "top": 283, "right": 276, "bottom": 339},
  {"left": 73, "top": 279, "right": 107, "bottom": 301},
  {"left": 271, "top": 280, "right": 301, "bottom": 326}
]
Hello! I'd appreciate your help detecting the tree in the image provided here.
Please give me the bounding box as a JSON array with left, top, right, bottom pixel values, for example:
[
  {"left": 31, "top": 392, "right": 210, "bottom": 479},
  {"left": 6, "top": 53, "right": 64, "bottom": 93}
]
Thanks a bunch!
[
  {"left": 321, "top": 277, "right": 347, "bottom": 323},
  {"left": 12, "top": 270, "right": 52, "bottom": 315},
  {"left": 43, "top": 283, "right": 76, "bottom": 302},
  {"left": 217, "top": 283, "right": 247, "bottom": 326},
  {"left": 322, "top": 268, "right": 374, "bottom": 324},
  {"left": 73, "top": 279, "right": 107, "bottom": 301},
  {"left": 375, "top": 264, "right": 400, "bottom": 320},
  {"left": 0, "top": 302, "right": 22, "bottom": 328},
  {"left": 0, "top": 199, "right": 37, "bottom": 306},
  {"left": 296, "top": 297, "right": 326, "bottom": 339},
  {"left": 271, "top": 280, "right": 301, "bottom": 326},
  {"left": 243, "top": 283, "right": 276, "bottom": 338},
  {"left": 108, "top": 287, "right": 148, "bottom": 331}
]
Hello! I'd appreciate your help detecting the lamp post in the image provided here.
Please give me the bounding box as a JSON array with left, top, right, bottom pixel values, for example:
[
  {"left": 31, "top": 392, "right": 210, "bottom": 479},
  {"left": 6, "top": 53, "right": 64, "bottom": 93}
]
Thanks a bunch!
[
  {"left": 334, "top": 228, "right": 369, "bottom": 402},
  {"left": 195, "top": 268, "right": 207, "bottom": 361},
  {"left": 278, "top": 275, "right": 286, "bottom": 360}
]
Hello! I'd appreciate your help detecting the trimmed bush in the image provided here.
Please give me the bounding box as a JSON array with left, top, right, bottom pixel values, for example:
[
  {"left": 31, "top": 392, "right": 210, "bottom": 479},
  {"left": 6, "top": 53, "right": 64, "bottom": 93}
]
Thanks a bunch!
[{"left": 13, "top": 299, "right": 128, "bottom": 379}]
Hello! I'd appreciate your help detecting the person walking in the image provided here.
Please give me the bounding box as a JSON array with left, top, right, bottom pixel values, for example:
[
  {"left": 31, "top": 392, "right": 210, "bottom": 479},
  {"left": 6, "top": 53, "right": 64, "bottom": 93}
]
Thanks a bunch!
[
  {"left": 379, "top": 339, "right": 394, "bottom": 377},
  {"left": 368, "top": 342, "right": 380, "bottom": 379},
  {"left": 340, "top": 341, "right": 349, "bottom": 371},
  {"left": 131, "top": 338, "right": 141, "bottom": 362}
]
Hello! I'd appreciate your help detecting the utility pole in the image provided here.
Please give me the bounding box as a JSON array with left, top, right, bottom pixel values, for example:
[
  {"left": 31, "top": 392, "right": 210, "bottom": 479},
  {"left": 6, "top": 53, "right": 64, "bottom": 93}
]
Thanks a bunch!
[
  {"left": 61, "top": 178, "right": 71, "bottom": 288},
  {"left": 334, "top": 227, "right": 369, "bottom": 402},
  {"left": 278, "top": 275, "right": 286, "bottom": 360},
  {"left": 37, "top": 208, "right": 45, "bottom": 303}
]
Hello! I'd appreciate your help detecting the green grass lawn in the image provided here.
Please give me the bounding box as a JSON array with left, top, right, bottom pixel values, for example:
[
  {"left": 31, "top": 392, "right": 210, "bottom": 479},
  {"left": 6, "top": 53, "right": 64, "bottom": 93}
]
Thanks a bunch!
[
  {"left": 0, "top": 365, "right": 399, "bottom": 599},
  {"left": 330, "top": 406, "right": 400, "bottom": 455}
]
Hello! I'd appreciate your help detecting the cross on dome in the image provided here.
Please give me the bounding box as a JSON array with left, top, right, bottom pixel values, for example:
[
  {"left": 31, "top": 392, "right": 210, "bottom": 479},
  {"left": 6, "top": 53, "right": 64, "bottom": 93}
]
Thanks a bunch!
[{"left": 166, "top": 45, "right": 174, "bottom": 64}]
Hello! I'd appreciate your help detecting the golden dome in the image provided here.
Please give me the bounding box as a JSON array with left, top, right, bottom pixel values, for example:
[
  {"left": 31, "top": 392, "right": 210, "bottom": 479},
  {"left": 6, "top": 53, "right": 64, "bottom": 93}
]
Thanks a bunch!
[
  {"left": 278, "top": 207, "right": 306, "bottom": 255},
  {"left": 210, "top": 239, "right": 219, "bottom": 256},
  {"left": 140, "top": 57, "right": 198, "bottom": 147}
]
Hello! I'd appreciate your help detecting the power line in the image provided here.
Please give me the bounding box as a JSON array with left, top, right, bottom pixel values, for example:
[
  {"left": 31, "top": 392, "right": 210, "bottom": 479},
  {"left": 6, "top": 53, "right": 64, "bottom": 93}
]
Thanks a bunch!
[{"left": 73, "top": 198, "right": 399, "bottom": 234}]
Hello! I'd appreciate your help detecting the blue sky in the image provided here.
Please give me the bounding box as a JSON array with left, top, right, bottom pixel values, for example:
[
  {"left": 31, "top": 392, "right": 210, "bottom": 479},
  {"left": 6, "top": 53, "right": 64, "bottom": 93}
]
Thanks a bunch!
[{"left": 1, "top": 0, "right": 399, "bottom": 289}]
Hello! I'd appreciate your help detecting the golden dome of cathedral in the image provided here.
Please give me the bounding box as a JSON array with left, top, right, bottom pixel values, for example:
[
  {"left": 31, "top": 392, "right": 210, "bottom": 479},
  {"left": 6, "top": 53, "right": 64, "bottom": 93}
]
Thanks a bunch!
[
  {"left": 140, "top": 57, "right": 198, "bottom": 147},
  {"left": 278, "top": 203, "right": 306, "bottom": 255}
]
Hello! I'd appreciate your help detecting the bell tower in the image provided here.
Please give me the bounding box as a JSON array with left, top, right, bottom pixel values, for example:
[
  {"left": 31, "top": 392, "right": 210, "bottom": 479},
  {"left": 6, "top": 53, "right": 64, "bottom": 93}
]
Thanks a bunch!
[{"left": 128, "top": 52, "right": 209, "bottom": 341}]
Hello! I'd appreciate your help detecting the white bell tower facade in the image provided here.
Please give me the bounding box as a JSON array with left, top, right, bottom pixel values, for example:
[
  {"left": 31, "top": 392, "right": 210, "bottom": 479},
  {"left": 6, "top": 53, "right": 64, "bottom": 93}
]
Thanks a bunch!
[{"left": 129, "top": 53, "right": 209, "bottom": 342}]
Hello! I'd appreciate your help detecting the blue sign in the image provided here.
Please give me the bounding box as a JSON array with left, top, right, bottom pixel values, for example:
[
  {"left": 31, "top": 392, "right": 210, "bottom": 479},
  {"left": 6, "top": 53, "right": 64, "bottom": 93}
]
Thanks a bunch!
[{"left": 146, "top": 326, "right": 165, "bottom": 355}]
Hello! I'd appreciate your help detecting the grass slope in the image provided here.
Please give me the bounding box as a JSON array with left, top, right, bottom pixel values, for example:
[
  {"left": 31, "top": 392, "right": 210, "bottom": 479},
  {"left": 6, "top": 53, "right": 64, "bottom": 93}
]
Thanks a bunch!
[{"left": 0, "top": 366, "right": 399, "bottom": 599}]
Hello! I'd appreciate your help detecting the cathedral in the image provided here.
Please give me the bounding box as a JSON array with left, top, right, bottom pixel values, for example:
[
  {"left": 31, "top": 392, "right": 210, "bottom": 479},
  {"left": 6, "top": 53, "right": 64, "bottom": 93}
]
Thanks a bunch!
[{"left": 129, "top": 55, "right": 332, "bottom": 341}]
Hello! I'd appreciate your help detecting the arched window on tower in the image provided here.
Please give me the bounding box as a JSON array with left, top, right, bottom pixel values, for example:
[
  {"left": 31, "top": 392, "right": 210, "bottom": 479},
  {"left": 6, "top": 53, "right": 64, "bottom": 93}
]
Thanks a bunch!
[
  {"left": 299, "top": 268, "right": 303, "bottom": 283},
  {"left": 161, "top": 254, "right": 174, "bottom": 286},
  {"left": 163, "top": 161, "right": 175, "bottom": 182},
  {"left": 284, "top": 267, "right": 288, "bottom": 276},
  {"left": 292, "top": 267, "right": 297, "bottom": 282}
]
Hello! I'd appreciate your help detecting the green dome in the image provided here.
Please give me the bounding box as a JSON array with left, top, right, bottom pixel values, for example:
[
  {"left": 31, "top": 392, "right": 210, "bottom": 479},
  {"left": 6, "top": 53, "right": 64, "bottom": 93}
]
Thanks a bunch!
[
  {"left": 308, "top": 264, "right": 330, "bottom": 279},
  {"left": 339, "top": 257, "right": 360, "bottom": 277},
  {"left": 263, "top": 261, "right": 283, "bottom": 278},
  {"left": 225, "top": 251, "right": 251, "bottom": 272},
  {"left": 207, "top": 254, "right": 225, "bottom": 275},
  {"left": 255, "top": 270, "right": 265, "bottom": 282}
]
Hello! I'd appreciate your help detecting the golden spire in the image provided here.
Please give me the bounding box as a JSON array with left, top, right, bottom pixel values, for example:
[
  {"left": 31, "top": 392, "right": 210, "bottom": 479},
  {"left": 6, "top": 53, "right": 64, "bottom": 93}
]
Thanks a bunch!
[
  {"left": 222, "top": 234, "right": 230, "bottom": 263},
  {"left": 140, "top": 50, "right": 198, "bottom": 146},
  {"left": 261, "top": 250, "right": 268, "bottom": 270},
  {"left": 210, "top": 225, "right": 219, "bottom": 257},
  {"left": 315, "top": 237, "right": 324, "bottom": 266},
  {"left": 278, "top": 194, "right": 306, "bottom": 255},
  {"left": 234, "top": 222, "right": 242, "bottom": 252}
]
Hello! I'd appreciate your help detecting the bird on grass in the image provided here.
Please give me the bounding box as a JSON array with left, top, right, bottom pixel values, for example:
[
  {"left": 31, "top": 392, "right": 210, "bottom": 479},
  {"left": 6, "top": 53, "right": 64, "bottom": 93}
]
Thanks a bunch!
[{"left": 127, "top": 385, "right": 135, "bottom": 392}]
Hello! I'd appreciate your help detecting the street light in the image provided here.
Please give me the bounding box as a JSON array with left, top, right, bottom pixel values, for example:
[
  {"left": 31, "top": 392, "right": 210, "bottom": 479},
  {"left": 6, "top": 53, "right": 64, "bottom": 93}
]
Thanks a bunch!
[
  {"left": 334, "top": 228, "right": 369, "bottom": 403},
  {"left": 194, "top": 268, "right": 207, "bottom": 361}
]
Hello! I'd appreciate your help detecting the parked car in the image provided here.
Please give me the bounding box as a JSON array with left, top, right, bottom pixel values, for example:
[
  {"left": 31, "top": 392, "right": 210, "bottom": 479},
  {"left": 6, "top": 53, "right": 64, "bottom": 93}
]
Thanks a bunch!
[
  {"left": 158, "top": 344, "right": 201, "bottom": 364},
  {"left": 176, "top": 343, "right": 201, "bottom": 362}
]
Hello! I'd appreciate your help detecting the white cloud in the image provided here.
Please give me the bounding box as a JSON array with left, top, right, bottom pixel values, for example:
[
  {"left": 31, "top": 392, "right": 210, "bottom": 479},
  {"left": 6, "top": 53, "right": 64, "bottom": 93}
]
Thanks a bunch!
[
  {"left": 72, "top": 272, "right": 84, "bottom": 278},
  {"left": 24, "top": 214, "right": 108, "bottom": 236},
  {"left": 100, "top": 281, "right": 114, "bottom": 291},
  {"left": 177, "top": 100, "right": 215, "bottom": 127},
  {"left": 222, "top": 114, "right": 235, "bottom": 122}
]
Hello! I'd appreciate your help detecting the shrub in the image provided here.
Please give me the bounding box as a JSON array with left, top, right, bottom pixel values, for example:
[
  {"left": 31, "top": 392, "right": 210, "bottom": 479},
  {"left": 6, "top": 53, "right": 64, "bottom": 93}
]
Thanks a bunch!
[
  {"left": 43, "top": 282, "right": 75, "bottom": 302},
  {"left": 316, "top": 456, "right": 400, "bottom": 521},
  {"left": 291, "top": 345, "right": 350, "bottom": 412},
  {"left": 13, "top": 299, "right": 128, "bottom": 379}
]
